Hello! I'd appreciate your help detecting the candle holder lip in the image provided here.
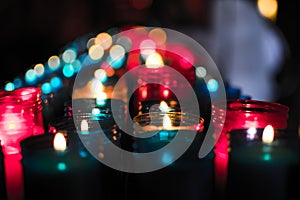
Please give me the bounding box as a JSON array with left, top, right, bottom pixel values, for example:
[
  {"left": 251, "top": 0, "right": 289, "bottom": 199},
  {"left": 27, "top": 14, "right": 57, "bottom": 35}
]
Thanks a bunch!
[
  {"left": 227, "top": 99, "right": 289, "bottom": 113},
  {"left": 133, "top": 111, "right": 204, "bottom": 132}
]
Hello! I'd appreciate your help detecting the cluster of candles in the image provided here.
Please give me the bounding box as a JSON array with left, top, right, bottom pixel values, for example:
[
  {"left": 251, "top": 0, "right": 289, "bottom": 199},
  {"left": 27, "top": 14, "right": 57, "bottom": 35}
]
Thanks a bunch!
[{"left": 0, "top": 26, "right": 299, "bottom": 200}]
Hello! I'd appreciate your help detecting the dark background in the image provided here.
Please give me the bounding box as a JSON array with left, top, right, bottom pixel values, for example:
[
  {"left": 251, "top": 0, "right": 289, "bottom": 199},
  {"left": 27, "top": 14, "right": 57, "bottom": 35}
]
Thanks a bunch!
[{"left": 0, "top": 0, "right": 299, "bottom": 130}]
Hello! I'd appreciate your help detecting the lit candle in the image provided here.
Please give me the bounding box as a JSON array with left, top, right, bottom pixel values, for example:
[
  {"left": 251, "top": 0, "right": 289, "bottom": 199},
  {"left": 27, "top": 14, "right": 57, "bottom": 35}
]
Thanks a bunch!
[
  {"left": 213, "top": 99, "right": 291, "bottom": 199},
  {"left": 21, "top": 131, "right": 104, "bottom": 200},
  {"left": 127, "top": 105, "right": 214, "bottom": 200},
  {"left": 47, "top": 99, "right": 127, "bottom": 200},
  {"left": 226, "top": 125, "right": 298, "bottom": 200}
]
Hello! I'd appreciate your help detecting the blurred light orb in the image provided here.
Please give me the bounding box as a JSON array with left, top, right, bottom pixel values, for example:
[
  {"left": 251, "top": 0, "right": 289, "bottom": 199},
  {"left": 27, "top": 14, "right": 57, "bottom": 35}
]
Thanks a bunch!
[
  {"left": 48, "top": 55, "right": 61, "bottom": 71},
  {"left": 257, "top": 0, "right": 278, "bottom": 21},
  {"left": 50, "top": 77, "right": 63, "bottom": 90},
  {"left": 71, "top": 59, "right": 82, "bottom": 73},
  {"left": 25, "top": 69, "right": 37, "bottom": 84},
  {"left": 4, "top": 82, "right": 14, "bottom": 91},
  {"left": 207, "top": 78, "right": 219, "bottom": 92},
  {"left": 145, "top": 52, "right": 164, "bottom": 68},
  {"left": 94, "top": 69, "right": 107, "bottom": 82},
  {"left": 109, "top": 45, "right": 126, "bottom": 61},
  {"left": 41, "top": 82, "right": 52, "bottom": 94},
  {"left": 62, "top": 48, "right": 77, "bottom": 63},
  {"left": 34, "top": 63, "right": 45, "bottom": 77},
  {"left": 88, "top": 44, "right": 104, "bottom": 61},
  {"left": 149, "top": 28, "right": 167, "bottom": 46},
  {"left": 140, "top": 39, "right": 156, "bottom": 59},
  {"left": 196, "top": 66, "right": 207, "bottom": 78},
  {"left": 95, "top": 32, "right": 112, "bottom": 50},
  {"left": 62, "top": 64, "right": 75, "bottom": 78}
]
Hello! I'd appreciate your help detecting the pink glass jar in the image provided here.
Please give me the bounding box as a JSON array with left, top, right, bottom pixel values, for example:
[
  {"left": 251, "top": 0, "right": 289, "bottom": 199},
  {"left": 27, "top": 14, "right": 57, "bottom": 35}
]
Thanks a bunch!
[{"left": 213, "top": 99, "right": 290, "bottom": 198}]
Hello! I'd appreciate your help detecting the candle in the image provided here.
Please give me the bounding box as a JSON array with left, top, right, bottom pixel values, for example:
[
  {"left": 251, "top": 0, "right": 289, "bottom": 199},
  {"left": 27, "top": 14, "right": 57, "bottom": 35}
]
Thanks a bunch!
[
  {"left": 212, "top": 99, "right": 295, "bottom": 200},
  {"left": 46, "top": 98, "right": 127, "bottom": 200},
  {"left": 21, "top": 131, "right": 104, "bottom": 200},
  {"left": 126, "top": 107, "right": 215, "bottom": 200},
  {"left": 0, "top": 103, "right": 34, "bottom": 155},
  {"left": 227, "top": 126, "right": 298, "bottom": 200}
]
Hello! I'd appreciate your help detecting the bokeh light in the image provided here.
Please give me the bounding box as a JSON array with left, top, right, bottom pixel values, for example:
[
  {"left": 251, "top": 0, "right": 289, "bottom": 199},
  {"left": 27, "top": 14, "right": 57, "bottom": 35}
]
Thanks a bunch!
[
  {"left": 25, "top": 69, "right": 37, "bottom": 84},
  {"left": 48, "top": 55, "right": 61, "bottom": 71},
  {"left": 88, "top": 44, "right": 104, "bottom": 61},
  {"left": 207, "top": 78, "right": 219, "bottom": 92},
  {"left": 41, "top": 82, "right": 52, "bottom": 94},
  {"left": 62, "top": 64, "right": 75, "bottom": 78},
  {"left": 62, "top": 48, "right": 77, "bottom": 63},
  {"left": 50, "top": 76, "right": 63, "bottom": 90},
  {"left": 145, "top": 52, "right": 164, "bottom": 68},
  {"left": 94, "top": 69, "right": 108, "bottom": 82},
  {"left": 140, "top": 39, "right": 156, "bottom": 59},
  {"left": 196, "top": 66, "right": 207, "bottom": 78},
  {"left": 148, "top": 28, "right": 167, "bottom": 46},
  {"left": 34, "top": 63, "right": 45, "bottom": 77},
  {"left": 95, "top": 32, "right": 112, "bottom": 50},
  {"left": 4, "top": 82, "right": 15, "bottom": 91},
  {"left": 257, "top": 0, "right": 278, "bottom": 21}
]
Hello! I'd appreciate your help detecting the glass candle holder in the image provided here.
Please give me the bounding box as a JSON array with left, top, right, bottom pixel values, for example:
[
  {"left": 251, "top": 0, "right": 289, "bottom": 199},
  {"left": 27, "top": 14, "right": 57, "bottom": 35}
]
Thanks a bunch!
[
  {"left": 0, "top": 103, "right": 34, "bottom": 155},
  {"left": 126, "top": 111, "right": 215, "bottom": 200},
  {"left": 21, "top": 131, "right": 104, "bottom": 200},
  {"left": 63, "top": 98, "right": 126, "bottom": 147},
  {"left": 212, "top": 99, "right": 293, "bottom": 200},
  {"left": 11, "top": 87, "right": 44, "bottom": 135},
  {"left": 126, "top": 65, "right": 196, "bottom": 118},
  {"left": 48, "top": 98, "right": 128, "bottom": 200}
]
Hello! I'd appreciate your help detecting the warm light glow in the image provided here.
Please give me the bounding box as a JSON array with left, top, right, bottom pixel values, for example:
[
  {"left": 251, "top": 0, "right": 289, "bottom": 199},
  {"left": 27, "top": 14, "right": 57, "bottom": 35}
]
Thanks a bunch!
[
  {"left": 149, "top": 28, "right": 167, "bottom": 46},
  {"left": 109, "top": 45, "right": 125, "bottom": 61},
  {"left": 48, "top": 55, "right": 60, "bottom": 70},
  {"left": 53, "top": 132, "right": 67, "bottom": 152},
  {"left": 262, "top": 125, "right": 274, "bottom": 144},
  {"left": 140, "top": 39, "right": 156, "bottom": 59},
  {"left": 257, "top": 0, "right": 278, "bottom": 21},
  {"left": 159, "top": 101, "right": 169, "bottom": 112},
  {"left": 163, "top": 89, "right": 169, "bottom": 98},
  {"left": 34, "top": 63, "right": 45, "bottom": 77},
  {"left": 94, "top": 69, "right": 107, "bottom": 82},
  {"left": 80, "top": 120, "right": 89, "bottom": 132},
  {"left": 163, "top": 115, "right": 172, "bottom": 129},
  {"left": 141, "top": 87, "right": 147, "bottom": 99},
  {"left": 145, "top": 52, "right": 164, "bottom": 68},
  {"left": 95, "top": 32, "right": 112, "bottom": 50},
  {"left": 88, "top": 44, "right": 104, "bottom": 60}
]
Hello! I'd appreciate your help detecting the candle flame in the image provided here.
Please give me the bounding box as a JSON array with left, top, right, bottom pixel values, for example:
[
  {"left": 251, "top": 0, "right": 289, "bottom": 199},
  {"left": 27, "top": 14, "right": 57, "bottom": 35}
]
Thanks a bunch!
[
  {"left": 53, "top": 132, "right": 67, "bottom": 152},
  {"left": 163, "top": 115, "right": 172, "bottom": 129},
  {"left": 80, "top": 120, "right": 89, "bottom": 132},
  {"left": 145, "top": 52, "right": 164, "bottom": 68},
  {"left": 262, "top": 125, "right": 274, "bottom": 144},
  {"left": 159, "top": 101, "right": 169, "bottom": 112}
]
